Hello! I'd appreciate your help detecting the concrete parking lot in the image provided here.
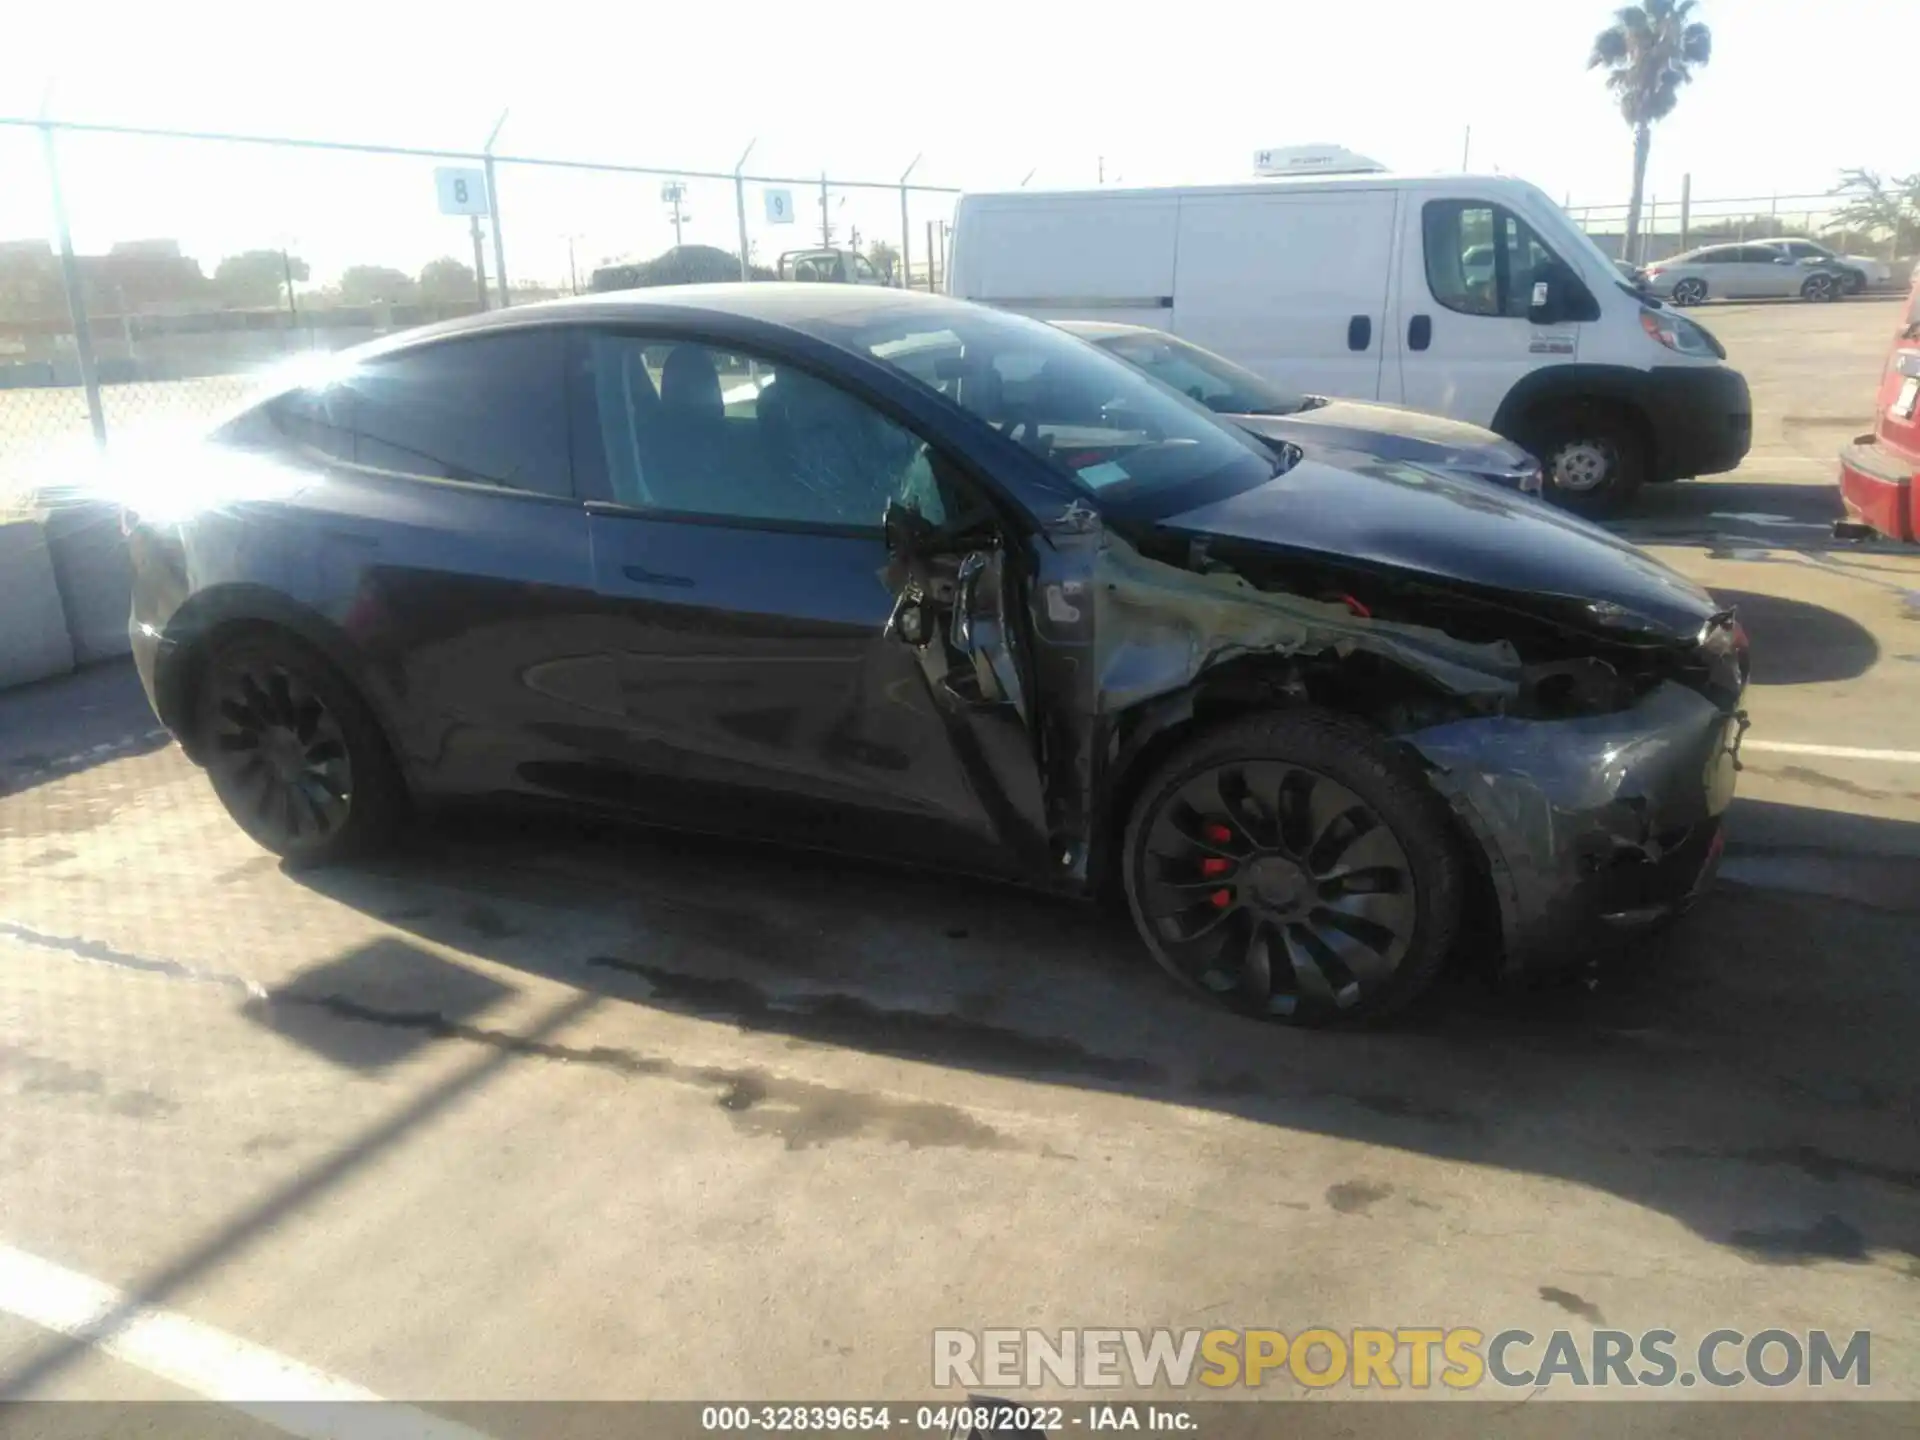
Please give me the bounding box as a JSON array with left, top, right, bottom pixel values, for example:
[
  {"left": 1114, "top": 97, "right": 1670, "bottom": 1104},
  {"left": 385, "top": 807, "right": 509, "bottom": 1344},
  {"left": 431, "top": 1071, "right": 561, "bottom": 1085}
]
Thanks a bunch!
[{"left": 1, "top": 297, "right": 1917, "bottom": 1417}]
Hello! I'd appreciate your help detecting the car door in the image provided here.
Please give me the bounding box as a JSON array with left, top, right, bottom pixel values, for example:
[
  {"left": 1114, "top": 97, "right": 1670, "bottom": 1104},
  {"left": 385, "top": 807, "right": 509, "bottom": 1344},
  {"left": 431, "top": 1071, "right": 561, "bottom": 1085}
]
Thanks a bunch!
[
  {"left": 567, "top": 326, "right": 1051, "bottom": 873},
  {"left": 1727, "top": 244, "right": 1791, "bottom": 297},
  {"left": 319, "top": 327, "right": 612, "bottom": 798},
  {"left": 1393, "top": 197, "right": 1591, "bottom": 426}
]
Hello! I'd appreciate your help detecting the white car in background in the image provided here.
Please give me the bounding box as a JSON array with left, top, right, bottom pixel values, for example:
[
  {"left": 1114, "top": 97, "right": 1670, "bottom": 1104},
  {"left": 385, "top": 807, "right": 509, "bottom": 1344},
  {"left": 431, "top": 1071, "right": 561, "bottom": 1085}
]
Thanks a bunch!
[
  {"left": 1748, "top": 237, "right": 1891, "bottom": 295},
  {"left": 1644, "top": 243, "right": 1848, "bottom": 305}
]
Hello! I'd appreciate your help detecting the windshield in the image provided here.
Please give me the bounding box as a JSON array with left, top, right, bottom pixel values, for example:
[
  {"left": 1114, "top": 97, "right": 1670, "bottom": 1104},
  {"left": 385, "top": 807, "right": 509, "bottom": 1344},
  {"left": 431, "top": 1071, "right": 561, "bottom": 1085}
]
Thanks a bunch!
[
  {"left": 811, "top": 302, "right": 1276, "bottom": 499},
  {"left": 1084, "top": 330, "right": 1314, "bottom": 418}
]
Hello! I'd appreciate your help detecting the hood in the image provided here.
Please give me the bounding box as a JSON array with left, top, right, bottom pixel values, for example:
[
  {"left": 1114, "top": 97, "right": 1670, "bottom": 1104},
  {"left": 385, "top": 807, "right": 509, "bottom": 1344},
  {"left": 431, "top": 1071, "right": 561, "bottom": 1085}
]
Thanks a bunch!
[
  {"left": 1231, "top": 403, "right": 1532, "bottom": 475},
  {"left": 1157, "top": 452, "right": 1718, "bottom": 642}
]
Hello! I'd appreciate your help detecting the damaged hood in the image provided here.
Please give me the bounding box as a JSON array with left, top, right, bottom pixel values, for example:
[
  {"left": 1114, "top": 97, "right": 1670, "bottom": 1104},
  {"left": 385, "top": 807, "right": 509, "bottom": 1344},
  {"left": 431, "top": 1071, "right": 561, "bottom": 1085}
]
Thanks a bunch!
[
  {"left": 1232, "top": 403, "right": 1534, "bottom": 477},
  {"left": 1156, "top": 452, "right": 1717, "bottom": 641}
]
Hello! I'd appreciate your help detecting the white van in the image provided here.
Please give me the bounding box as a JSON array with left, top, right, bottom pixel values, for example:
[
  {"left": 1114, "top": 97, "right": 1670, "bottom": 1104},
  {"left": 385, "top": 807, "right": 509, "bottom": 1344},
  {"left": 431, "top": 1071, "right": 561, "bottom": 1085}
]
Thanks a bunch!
[{"left": 945, "top": 167, "right": 1752, "bottom": 512}]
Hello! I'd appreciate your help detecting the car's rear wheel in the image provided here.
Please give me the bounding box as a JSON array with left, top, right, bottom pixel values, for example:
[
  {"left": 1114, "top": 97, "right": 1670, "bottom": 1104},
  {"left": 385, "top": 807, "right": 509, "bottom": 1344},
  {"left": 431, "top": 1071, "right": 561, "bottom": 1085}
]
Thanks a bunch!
[
  {"left": 1671, "top": 278, "right": 1707, "bottom": 306},
  {"left": 1801, "top": 272, "right": 1839, "bottom": 303},
  {"left": 1121, "top": 710, "right": 1464, "bottom": 1026},
  {"left": 196, "top": 631, "right": 405, "bottom": 864}
]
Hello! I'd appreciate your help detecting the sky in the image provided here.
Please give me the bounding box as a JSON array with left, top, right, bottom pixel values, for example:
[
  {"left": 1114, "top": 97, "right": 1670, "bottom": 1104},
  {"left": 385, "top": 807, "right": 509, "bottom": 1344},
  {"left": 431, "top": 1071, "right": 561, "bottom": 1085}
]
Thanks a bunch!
[{"left": 0, "top": 0, "right": 1908, "bottom": 292}]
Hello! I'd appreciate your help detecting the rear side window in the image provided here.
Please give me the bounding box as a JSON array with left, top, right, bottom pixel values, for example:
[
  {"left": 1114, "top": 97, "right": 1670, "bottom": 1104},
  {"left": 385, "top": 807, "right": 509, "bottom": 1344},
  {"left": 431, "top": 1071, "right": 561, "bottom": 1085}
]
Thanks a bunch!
[
  {"left": 343, "top": 329, "right": 572, "bottom": 498},
  {"left": 251, "top": 386, "right": 354, "bottom": 461}
]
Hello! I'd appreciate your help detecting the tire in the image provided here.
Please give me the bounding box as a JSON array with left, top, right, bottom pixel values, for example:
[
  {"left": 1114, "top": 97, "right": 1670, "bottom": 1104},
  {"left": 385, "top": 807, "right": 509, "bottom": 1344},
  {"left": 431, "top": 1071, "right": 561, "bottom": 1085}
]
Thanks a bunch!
[
  {"left": 1800, "top": 272, "right": 1839, "bottom": 303},
  {"left": 195, "top": 630, "right": 406, "bottom": 864},
  {"left": 1671, "top": 278, "right": 1707, "bottom": 306},
  {"left": 1531, "top": 409, "right": 1647, "bottom": 517},
  {"left": 1121, "top": 709, "right": 1465, "bottom": 1027}
]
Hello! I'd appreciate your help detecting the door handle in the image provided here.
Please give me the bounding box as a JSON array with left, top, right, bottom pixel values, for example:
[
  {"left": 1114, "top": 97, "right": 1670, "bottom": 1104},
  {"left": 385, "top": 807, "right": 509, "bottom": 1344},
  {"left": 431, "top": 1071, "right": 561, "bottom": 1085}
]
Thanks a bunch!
[
  {"left": 1408, "top": 315, "right": 1432, "bottom": 352},
  {"left": 1347, "top": 315, "right": 1372, "bottom": 352},
  {"left": 621, "top": 564, "right": 694, "bottom": 588}
]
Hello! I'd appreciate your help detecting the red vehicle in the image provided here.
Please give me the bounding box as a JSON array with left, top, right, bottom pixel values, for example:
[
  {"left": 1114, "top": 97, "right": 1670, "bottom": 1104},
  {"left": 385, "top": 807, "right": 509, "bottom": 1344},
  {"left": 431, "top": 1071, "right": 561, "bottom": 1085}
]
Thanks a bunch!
[{"left": 1838, "top": 273, "right": 1920, "bottom": 542}]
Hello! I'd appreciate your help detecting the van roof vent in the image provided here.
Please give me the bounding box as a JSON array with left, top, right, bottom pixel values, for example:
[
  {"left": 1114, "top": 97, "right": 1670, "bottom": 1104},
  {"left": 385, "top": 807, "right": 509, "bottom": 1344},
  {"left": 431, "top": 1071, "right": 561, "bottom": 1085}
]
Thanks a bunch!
[{"left": 1253, "top": 145, "right": 1388, "bottom": 177}]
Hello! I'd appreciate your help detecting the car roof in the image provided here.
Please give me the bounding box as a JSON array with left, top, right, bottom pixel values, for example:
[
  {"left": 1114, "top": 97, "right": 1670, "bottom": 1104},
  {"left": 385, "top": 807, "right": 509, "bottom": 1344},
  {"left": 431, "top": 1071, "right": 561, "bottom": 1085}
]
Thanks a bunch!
[
  {"left": 350, "top": 283, "right": 987, "bottom": 358},
  {"left": 1051, "top": 320, "right": 1155, "bottom": 339}
]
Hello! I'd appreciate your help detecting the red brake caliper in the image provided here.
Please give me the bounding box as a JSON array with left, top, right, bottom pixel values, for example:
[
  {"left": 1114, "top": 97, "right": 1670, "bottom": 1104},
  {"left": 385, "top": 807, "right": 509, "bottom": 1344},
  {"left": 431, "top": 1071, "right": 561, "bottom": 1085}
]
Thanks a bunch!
[{"left": 1201, "top": 824, "right": 1234, "bottom": 906}]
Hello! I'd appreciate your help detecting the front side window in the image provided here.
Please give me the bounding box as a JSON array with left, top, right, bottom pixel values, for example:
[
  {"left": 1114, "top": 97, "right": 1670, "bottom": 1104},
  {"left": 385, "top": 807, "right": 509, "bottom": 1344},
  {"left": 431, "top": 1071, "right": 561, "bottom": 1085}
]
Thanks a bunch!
[
  {"left": 342, "top": 329, "right": 572, "bottom": 498},
  {"left": 1423, "top": 201, "right": 1582, "bottom": 319},
  {"left": 809, "top": 301, "right": 1273, "bottom": 503},
  {"left": 1784, "top": 242, "right": 1826, "bottom": 260},
  {"left": 580, "top": 333, "right": 936, "bottom": 529}
]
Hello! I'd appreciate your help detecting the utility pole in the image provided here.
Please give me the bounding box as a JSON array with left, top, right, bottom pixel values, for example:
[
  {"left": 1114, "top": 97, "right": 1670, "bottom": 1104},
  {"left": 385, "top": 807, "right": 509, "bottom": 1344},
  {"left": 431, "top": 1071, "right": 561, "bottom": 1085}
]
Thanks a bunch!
[
  {"left": 662, "top": 182, "right": 687, "bottom": 248},
  {"left": 566, "top": 235, "right": 580, "bottom": 295},
  {"left": 1098, "top": 155, "right": 1104, "bottom": 184},
  {"left": 1462, "top": 125, "right": 1471, "bottom": 171},
  {"left": 819, "top": 173, "right": 833, "bottom": 247}
]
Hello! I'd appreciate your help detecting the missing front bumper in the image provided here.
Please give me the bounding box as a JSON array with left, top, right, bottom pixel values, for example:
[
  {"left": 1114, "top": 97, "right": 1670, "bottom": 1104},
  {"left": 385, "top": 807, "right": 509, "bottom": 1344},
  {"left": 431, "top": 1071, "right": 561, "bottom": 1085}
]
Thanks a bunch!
[{"left": 1406, "top": 682, "right": 1744, "bottom": 974}]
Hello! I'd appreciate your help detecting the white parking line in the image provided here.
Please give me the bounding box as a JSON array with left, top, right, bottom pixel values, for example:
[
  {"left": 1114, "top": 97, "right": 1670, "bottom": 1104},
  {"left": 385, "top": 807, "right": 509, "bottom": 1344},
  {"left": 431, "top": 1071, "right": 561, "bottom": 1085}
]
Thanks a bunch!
[
  {"left": 1744, "top": 740, "right": 1920, "bottom": 764},
  {"left": 0, "top": 1243, "right": 487, "bottom": 1439}
]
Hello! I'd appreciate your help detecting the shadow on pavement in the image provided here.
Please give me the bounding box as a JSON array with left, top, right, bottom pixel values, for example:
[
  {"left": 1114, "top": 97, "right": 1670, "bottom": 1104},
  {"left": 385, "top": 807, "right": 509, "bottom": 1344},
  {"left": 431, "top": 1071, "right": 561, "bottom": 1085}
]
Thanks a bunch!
[
  {"left": 1709, "top": 588, "right": 1879, "bottom": 684},
  {"left": 282, "top": 796, "right": 1920, "bottom": 1278},
  {"left": 0, "top": 660, "right": 166, "bottom": 800}
]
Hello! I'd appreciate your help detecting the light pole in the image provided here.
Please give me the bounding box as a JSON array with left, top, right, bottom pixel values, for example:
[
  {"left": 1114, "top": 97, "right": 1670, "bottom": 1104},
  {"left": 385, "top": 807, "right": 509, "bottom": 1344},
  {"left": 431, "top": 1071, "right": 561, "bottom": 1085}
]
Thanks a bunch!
[
  {"left": 899, "top": 153, "right": 921, "bottom": 289},
  {"left": 483, "top": 109, "right": 511, "bottom": 306},
  {"left": 733, "top": 138, "right": 757, "bottom": 282}
]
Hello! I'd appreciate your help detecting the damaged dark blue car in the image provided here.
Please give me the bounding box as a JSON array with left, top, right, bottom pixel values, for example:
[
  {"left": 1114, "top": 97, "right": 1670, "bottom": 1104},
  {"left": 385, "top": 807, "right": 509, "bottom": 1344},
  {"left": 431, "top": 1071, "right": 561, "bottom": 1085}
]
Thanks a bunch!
[{"left": 126, "top": 286, "right": 1750, "bottom": 1026}]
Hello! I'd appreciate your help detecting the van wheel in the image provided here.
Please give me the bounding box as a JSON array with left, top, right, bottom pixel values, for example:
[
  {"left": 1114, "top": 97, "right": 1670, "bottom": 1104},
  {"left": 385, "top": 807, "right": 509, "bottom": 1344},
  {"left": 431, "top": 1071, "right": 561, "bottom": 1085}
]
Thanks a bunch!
[
  {"left": 1121, "top": 710, "right": 1464, "bottom": 1027},
  {"left": 1532, "top": 412, "right": 1646, "bottom": 516},
  {"left": 1800, "top": 273, "right": 1838, "bottom": 303},
  {"left": 1671, "top": 278, "right": 1707, "bottom": 306},
  {"left": 196, "top": 631, "right": 406, "bottom": 865}
]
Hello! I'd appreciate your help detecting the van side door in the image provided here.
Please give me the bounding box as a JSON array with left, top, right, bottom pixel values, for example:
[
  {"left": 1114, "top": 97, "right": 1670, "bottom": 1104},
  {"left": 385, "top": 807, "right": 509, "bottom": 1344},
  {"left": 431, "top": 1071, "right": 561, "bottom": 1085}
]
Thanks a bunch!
[
  {"left": 1390, "top": 197, "right": 1596, "bottom": 427},
  {"left": 1171, "top": 188, "right": 1396, "bottom": 401}
]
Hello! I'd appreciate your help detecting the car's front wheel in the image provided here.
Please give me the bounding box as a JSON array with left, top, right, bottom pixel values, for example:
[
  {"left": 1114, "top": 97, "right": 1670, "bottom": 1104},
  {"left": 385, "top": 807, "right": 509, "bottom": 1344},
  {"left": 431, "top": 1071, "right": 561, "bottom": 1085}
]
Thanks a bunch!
[
  {"left": 1121, "top": 710, "right": 1465, "bottom": 1026},
  {"left": 196, "top": 630, "right": 406, "bottom": 864},
  {"left": 1671, "top": 277, "right": 1708, "bottom": 306}
]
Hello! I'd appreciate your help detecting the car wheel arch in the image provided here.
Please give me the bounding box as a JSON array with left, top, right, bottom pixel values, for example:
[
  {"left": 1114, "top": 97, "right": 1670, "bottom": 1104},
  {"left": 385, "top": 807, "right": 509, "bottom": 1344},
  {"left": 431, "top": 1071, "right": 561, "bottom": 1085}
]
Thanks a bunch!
[
  {"left": 1086, "top": 653, "right": 1484, "bottom": 897},
  {"left": 159, "top": 587, "right": 403, "bottom": 773}
]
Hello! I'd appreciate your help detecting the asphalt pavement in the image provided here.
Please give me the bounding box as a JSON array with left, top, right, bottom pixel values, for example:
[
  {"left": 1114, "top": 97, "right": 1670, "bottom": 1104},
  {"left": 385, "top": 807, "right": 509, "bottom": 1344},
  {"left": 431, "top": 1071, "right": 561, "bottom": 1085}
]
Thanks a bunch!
[{"left": 0, "top": 298, "right": 1916, "bottom": 1417}]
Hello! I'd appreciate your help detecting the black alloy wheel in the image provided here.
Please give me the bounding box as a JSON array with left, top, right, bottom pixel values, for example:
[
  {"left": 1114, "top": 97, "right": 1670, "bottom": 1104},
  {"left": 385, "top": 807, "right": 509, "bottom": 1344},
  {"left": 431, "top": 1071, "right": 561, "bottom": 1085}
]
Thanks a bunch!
[
  {"left": 198, "top": 634, "right": 402, "bottom": 863},
  {"left": 1671, "top": 278, "right": 1707, "bottom": 306},
  {"left": 1123, "top": 712, "right": 1463, "bottom": 1026}
]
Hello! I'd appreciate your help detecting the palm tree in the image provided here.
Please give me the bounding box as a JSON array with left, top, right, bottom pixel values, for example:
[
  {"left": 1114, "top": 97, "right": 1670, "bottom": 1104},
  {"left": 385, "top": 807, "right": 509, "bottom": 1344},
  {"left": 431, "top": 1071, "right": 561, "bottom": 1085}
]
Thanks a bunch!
[{"left": 1588, "top": 0, "right": 1713, "bottom": 263}]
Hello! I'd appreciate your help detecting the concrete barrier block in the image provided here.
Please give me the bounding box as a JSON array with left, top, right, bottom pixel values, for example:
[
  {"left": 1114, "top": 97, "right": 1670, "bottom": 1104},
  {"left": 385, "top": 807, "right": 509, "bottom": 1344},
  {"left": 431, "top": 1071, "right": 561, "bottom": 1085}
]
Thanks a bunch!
[
  {"left": 41, "top": 500, "right": 133, "bottom": 663},
  {"left": 0, "top": 515, "right": 76, "bottom": 689}
]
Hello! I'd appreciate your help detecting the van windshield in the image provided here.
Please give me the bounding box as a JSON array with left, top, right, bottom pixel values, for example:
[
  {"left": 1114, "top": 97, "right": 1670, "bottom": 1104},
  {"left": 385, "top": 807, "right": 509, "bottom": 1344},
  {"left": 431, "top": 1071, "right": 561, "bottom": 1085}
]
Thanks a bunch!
[{"left": 814, "top": 302, "right": 1278, "bottom": 501}]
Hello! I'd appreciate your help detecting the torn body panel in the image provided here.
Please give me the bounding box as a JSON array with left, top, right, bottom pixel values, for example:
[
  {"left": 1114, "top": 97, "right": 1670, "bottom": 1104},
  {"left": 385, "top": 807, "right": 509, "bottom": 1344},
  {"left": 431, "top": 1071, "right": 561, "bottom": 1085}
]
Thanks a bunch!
[
  {"left": 948, "top": 505, "right": 1742, "bottom": 975},
  {"left": 1407, "top": 681, "right": 1743, "bottom": 972}
]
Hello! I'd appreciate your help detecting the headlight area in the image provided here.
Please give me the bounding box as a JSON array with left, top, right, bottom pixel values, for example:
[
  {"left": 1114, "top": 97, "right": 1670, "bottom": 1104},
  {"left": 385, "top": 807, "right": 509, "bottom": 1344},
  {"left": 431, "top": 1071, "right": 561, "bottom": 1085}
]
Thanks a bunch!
[{"left": 1640, "top": 305, "right": 1725, "bottom": 359}]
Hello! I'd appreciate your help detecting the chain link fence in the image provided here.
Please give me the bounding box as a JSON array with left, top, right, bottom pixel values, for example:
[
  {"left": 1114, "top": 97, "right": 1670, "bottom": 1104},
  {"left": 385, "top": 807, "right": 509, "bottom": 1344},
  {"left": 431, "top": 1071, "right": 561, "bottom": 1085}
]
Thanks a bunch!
[
  {"left": 1565, "top": 187, "right": 1909, "bottom": 269},
  {"left": 0, "top": 118, "right": 959, "bottom": 507}
]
